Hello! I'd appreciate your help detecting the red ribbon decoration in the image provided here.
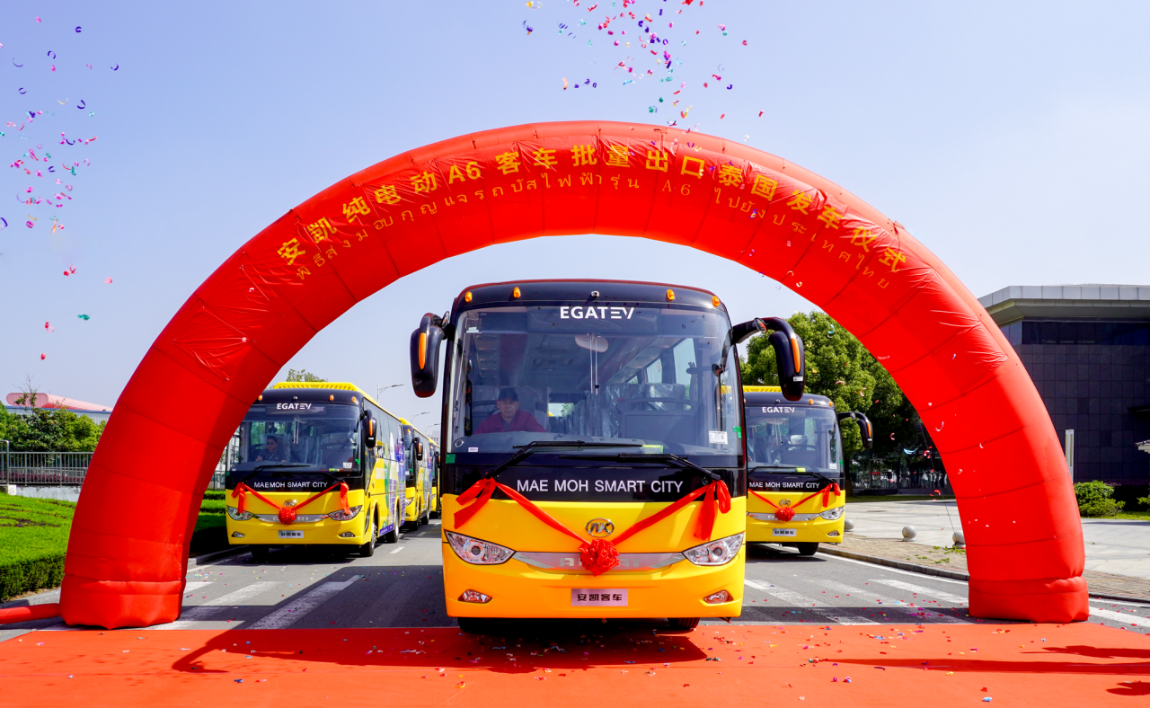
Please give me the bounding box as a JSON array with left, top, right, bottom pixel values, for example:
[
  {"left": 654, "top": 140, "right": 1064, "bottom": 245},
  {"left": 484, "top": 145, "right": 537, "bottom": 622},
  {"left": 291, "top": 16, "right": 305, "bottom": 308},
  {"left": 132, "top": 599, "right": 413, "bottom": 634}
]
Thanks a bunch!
[
  {"left": 231, "top": 481, "right": 350, "bottom": 525},
  {"left": 453, "top": 477, "right": 731, "bottom": 576},
  {"left": 750, "top": 482, "right": 841, "bottom": 522}
]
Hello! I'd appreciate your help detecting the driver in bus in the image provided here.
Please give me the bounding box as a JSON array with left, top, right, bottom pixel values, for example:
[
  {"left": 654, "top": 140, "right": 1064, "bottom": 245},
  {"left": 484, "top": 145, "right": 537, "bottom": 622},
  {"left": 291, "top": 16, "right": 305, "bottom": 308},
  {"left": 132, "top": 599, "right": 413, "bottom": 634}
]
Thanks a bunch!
[
  {"left": 255, "top": 434, "right": 288, "bottom": 462},
  {"left": 474, "top": 388, "right": 546, "bottom": 434}
]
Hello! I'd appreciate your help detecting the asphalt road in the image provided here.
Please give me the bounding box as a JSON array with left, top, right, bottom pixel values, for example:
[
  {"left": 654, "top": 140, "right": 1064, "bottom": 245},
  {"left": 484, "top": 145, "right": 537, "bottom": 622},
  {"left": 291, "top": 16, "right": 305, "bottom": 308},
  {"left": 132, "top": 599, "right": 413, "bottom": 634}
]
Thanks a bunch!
[{"left": 3, "top": 519, "right": 1149, "bottom": 640}]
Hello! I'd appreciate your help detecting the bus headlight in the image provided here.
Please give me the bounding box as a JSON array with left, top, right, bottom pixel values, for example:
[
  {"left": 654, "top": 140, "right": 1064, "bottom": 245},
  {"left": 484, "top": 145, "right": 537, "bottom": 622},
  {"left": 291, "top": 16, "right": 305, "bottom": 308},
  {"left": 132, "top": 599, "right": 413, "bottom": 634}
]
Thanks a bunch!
[
  {"left": 819, "top": 507, "right": 845, "bottom": 520},
  {"left": 684, "top": 533, "right": 744, "bottom": 566},
  {"left": 446, "top": 531, "right": 515, "bottom": 565},
  {"left": 226, "top": 506, "right": 254, "bottom": 521},
  {"left": 327, "top": 505, "right": 363, "bottom": 521}
]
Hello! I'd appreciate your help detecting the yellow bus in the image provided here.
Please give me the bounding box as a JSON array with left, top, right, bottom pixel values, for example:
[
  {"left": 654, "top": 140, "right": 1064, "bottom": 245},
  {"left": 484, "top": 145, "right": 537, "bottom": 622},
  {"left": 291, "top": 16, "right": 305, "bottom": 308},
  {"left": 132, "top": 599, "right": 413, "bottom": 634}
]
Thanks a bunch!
[
  {"left": 400, "top": 423, "right": 438, "bottom": 528},
  {"left": 224, "top": 382, "right": 409, "bottom": 560},
  {"left": 408, "top": 280, "right": 805, "bottom": 631},
  {"left": 743, "top": 386, "right": 872, "bottom": 555}
]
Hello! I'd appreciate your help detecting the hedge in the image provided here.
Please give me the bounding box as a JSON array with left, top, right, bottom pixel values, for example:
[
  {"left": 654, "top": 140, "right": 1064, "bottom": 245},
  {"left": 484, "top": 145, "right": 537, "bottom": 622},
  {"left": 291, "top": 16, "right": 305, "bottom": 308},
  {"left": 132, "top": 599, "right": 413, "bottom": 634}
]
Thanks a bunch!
[
  {"left": 1, "top": 494, "right": 230, "bottom": 602},
  {"left": 0, "top": 496, "right": 74, "bottom": 602}
]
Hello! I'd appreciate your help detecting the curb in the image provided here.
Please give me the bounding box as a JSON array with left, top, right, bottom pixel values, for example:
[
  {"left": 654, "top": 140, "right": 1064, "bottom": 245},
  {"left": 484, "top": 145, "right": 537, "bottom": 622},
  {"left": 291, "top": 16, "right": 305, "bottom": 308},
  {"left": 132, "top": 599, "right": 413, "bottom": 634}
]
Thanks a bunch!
[
  {"left": 190, "top": 546, "right": 247, "bottom": 567},
  {"left": 816, "top": 544, "right": 972, "bottom": 581},
  {"left": 819, "top": 545, "right": 1150, "bottom": 605}
]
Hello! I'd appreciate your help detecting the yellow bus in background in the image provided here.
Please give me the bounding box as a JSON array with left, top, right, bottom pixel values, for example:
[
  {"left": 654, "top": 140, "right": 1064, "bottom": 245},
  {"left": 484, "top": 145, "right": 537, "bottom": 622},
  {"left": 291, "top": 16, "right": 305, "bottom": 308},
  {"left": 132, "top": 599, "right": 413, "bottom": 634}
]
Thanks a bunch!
[
  {"left": 224, "top": 382, "right": 409, "bottom": 560},
  {"left": 408, "top": 280, "right": 806, "bottom": 631},
  {"left": 743, "top": 385, "right": 871, "bottom": 555},
  {"left": 400, "top": 423, "right": 438, "bottom": 528}
]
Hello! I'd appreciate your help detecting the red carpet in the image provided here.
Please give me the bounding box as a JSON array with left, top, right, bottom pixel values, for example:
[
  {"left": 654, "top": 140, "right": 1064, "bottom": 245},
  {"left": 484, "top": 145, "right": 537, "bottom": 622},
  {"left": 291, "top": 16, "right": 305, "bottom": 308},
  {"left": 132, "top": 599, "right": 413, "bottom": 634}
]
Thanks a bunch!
[{"left": 0, "top": 622, "right": 1146, "bottom": 706}]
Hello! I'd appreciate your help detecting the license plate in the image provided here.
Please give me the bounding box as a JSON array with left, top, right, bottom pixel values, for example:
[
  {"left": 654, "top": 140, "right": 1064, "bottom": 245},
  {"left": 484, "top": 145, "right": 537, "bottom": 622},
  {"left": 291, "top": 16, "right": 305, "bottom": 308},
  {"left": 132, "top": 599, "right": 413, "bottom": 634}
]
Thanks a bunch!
[
  {"left": 571, "top": 589, "right": 628, "bottom": 607},
  {"left": 773, "top": 528, "right": 797, "bottom": 537},
  {"left": 278, "top": 530, "right": 304, "bottom": 539}
]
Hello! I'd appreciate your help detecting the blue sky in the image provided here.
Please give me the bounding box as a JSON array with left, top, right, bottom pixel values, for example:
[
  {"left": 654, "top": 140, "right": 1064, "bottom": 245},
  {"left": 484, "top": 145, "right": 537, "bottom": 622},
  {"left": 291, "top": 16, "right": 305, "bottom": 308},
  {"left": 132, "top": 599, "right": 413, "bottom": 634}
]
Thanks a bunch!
[{"left": 3, "top": 1, "right": 1148, "bottom": 436}]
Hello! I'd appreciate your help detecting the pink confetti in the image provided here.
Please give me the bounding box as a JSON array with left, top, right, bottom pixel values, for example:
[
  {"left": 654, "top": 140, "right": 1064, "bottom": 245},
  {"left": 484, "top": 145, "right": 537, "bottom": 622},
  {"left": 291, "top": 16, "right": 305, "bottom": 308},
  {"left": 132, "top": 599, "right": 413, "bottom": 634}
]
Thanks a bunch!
[
  {"left": 40, "top": 353, "right": 46, "bottom": 360},
  {"left": 104, "top": 277, "right": 113, "bottom": 284}
]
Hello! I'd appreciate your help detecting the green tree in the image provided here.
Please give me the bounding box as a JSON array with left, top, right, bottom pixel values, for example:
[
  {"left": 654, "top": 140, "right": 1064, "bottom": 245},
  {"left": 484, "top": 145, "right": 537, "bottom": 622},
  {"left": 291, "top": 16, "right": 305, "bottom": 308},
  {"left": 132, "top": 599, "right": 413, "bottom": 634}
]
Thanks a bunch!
[
  {"left": 285, "top": 368, "right": 326, "bottom": 383},
  {"left": 739, "top": 311, "right": 924, "bottom": 458},
  {"left": 2, "top": 382, "right": 106, "bottom": 452}
]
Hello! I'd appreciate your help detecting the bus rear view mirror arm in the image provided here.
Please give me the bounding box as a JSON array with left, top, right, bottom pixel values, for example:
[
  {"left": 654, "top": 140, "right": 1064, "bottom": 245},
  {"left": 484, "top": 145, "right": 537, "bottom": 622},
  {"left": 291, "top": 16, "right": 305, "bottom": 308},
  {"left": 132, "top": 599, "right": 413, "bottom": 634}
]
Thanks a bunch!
[
  {"left": 720, "top": 317, "right": 805, "bottom": 402},
  {"left": 410, "top": 313, "right": 446, "bottom": 397},
  {"left": 837, "top": 411, "right": 873, "bottom": 450}
]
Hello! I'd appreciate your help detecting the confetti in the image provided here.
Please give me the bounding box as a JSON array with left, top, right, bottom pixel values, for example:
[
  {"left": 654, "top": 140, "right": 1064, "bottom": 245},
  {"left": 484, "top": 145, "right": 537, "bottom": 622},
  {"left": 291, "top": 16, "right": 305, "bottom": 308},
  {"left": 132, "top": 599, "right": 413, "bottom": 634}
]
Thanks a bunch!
[{"left": 77, "top": 314, "right": 90, "bottom": 321}]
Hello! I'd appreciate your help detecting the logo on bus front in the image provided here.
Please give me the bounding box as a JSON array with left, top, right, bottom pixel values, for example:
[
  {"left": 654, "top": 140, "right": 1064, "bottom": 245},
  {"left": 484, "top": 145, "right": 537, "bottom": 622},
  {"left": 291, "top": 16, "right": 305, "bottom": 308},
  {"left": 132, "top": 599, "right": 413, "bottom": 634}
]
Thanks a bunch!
[{"left": 586, "top": 519, "right": 615, "bottom": 537}]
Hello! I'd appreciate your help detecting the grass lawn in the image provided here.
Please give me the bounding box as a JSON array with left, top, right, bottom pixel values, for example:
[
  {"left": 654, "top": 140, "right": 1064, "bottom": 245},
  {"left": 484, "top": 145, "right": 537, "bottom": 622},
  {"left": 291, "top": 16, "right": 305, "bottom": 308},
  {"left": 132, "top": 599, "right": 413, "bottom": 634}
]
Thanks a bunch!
[{"left": 0, "top": 493, "right": 230, "bottom": 602}]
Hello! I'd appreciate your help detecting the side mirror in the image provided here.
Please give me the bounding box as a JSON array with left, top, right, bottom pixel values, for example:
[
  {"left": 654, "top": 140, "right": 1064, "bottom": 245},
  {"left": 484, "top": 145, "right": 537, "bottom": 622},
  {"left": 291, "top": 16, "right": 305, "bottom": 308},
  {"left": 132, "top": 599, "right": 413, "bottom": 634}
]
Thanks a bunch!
[
  {"left": 363, "top": 412, "right": 377, "bottom": 449},
  {"left": 414, "top": 439, "right": 424, "bottom": 461},
  {"left": 837, "top": 411, "right": 873, "bottom": 450},
  {"left": 410, "top": 313, "right": 445, "bottom": 398},
  {"left": 729, "top": 317, "right": 805, "bottom": 402}
]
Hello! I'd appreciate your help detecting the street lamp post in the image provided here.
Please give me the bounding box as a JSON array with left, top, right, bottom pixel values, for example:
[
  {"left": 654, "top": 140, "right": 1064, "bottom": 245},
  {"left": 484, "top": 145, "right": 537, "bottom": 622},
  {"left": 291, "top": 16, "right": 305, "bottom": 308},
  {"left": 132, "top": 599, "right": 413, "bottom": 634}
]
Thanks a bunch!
[
  {"left": 1, "top": 439, "right": 9, "bottom": 488},
  {"left": 376, "top": 383, "right": 404, "bottom": 401}
]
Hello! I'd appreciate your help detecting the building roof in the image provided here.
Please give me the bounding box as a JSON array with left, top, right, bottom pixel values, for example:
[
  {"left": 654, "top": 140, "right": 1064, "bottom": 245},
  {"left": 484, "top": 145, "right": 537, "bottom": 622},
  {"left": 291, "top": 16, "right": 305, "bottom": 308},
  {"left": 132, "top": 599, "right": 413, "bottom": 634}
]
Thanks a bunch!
[
  {"left": 978, "top": 285, "right": 1150, "bottom": 326},
  {"left": 4, "top": 392, "right": 113, "bottom": 412}
]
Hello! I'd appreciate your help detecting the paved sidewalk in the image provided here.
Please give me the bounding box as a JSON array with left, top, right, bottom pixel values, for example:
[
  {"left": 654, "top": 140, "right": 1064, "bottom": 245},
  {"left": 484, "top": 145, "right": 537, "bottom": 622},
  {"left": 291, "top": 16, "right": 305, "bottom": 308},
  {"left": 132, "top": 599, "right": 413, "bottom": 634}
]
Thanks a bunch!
[
  {"left": 839, "top": 498, "right": 1150, "bottom": 600},
  {"left": 824, "top": 533, "right": 1150, "bottom": 601}
]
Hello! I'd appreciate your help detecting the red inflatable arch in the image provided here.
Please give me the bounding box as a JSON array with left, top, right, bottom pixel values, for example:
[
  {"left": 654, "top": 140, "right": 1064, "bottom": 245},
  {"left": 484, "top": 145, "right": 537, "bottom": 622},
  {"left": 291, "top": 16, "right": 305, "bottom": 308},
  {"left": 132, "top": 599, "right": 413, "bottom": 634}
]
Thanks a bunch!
[{"left": 60, "top": 121, "right": 1087, "bottom": 628}]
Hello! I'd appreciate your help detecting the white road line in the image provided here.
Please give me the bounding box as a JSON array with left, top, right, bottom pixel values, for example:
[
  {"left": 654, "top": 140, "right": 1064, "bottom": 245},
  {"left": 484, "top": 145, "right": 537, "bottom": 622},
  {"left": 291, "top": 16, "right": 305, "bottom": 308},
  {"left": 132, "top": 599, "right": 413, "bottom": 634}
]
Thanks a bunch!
[
  {"left": 744, "top": 579, "right": 877, "bottom": 625},
  {"left": 249, "top": 575, "right": 362, "bottom": 630},
  {"left": 870, "top": 578, "right": 967, "bottom": 605},
  {"left": 183, "top": 582, "right": 212, "bottom": 593},
  {"left": 154, "top": 581, "right": 280, "bottom": 630},
  {"left": 390, "top": 546, "right": 405, "bottom": 554},
  {"left": 1089, "top": 607, "right": 1150, "bottom": 628},
  {"left": 819, "top": 578, "right": 967, "bottom": 624},
  {"left": 819, "top": 553, "right": 970, "bottom": 585}
]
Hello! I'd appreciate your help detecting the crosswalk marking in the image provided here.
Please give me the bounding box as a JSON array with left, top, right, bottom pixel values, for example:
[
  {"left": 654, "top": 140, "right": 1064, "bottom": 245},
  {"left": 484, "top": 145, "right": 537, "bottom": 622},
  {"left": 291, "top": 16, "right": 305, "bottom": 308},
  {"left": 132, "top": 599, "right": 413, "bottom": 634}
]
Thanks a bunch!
[
  {"left": 183, "top": 581, "right": 212, "bottom": 593},
  {"left": 249, "top": 575, "right": 363, "bottom": 630},
  {"left": 818, "top": 578, "right": 967, "bottom": 624},
  {"left": 1088, "top": 607, "right": 1150, "bottom": 628},
  {"left": 154, "top": 581, "right": 280, "bottom": 630},
  {"left": 870, "top": 578, "right": 967, "bottom": 605},
  {"left": 744, "top": 579, "right": 878, "bottom": 625},
  {"left": 390, "top": 546, "right": 405, "bottom": 554}
]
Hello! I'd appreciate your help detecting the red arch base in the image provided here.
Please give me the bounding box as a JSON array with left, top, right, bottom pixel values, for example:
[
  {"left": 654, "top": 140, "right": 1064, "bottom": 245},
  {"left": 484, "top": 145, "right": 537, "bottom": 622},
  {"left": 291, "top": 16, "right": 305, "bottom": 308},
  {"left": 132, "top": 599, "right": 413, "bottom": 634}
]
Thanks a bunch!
[{"left": 60, "top": 121, "right": 1087, "bottom": 628}]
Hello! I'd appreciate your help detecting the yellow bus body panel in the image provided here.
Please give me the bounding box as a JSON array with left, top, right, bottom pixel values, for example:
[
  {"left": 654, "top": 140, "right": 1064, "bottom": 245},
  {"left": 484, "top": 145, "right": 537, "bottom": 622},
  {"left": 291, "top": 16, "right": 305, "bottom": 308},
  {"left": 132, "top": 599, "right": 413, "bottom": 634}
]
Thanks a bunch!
[
  {"left": 404, "top": 484, "right": 423, "bottom": 522},
  {"left": 745, "top": 489, "right": 845, "bottom": 544},
  {"left": 440, "top": 494, "right": 746, "bottom": 619}
]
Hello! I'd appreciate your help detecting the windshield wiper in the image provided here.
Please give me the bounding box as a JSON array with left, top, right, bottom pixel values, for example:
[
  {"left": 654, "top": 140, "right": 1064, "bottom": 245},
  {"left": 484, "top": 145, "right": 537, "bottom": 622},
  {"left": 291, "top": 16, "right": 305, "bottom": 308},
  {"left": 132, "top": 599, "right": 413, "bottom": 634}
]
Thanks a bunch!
[
  {"left": 560, "top": 452, "right": 722, "bottom": 482},
  {"left": 485, "top": 441, "right": 641, "bottom": 479},
  {"left": 749, "top": 464, "right": 835, "bottom": 487},
  {"left": 250, "top": 462, "right": 313, "bottom": 471}
]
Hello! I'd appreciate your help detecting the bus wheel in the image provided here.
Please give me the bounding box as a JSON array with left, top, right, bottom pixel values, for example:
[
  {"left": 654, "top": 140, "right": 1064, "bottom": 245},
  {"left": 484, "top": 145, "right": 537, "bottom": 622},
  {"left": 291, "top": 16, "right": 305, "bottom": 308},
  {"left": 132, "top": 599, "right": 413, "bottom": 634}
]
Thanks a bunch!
[
  {"left": 456, "top": 617, "right": 492, "bottom": 634},
  {"left": 249, "top": 546, "right": 270, "bottom": 563},
  {"left": 668, "top": 617, "right": 700, "bottom": 631},
  {"left": 382, "top": 506, "right": 400, "bottom": 544},
  {"left": 359, "top": 518, "right": 377, "bottom": 558},
  {"left": 796, "top": 542, "right": 820, "bottom": 556}
]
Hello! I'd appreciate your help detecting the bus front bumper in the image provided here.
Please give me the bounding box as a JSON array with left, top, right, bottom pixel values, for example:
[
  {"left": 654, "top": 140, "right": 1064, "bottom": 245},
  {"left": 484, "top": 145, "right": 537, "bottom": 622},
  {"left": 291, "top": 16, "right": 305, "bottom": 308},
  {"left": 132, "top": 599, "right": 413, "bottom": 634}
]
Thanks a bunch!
[
  {"left": 745, "top": 513, "right": 844, "bottom": 544},
  {"left": 442, "top": 543, "right": 744, "bottom": 619},
  {"left": 225, "top": 515, "right": 382, "bottom": 546}
]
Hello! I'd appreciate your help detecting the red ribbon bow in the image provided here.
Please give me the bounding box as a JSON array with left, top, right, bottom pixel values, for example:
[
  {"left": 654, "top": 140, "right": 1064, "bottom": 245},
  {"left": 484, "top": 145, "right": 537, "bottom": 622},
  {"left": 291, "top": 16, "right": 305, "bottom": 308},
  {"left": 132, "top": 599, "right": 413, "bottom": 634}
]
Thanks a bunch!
[
  {"left": 231, "top": 481, "right": 350, "bottom": 525},
  {"left": 454, "top": 477, "right": 732, "bottom": 576},
  {"left": 751, "top": 482, "right": 841, "bottom": 522}
]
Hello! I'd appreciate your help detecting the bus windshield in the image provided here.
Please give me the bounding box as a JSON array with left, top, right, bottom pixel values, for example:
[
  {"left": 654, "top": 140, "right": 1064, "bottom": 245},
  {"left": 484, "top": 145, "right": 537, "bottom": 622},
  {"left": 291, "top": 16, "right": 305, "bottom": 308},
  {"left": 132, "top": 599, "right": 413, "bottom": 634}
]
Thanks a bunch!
[
  {"left": 231, "top": 402, "right": 360, "bottom": 472},
  {"left": 448, "top": 303, "right": 741, "bottom": 459},
  {"left": 745, "top": 404, "right": 843, "bottom": 475}
]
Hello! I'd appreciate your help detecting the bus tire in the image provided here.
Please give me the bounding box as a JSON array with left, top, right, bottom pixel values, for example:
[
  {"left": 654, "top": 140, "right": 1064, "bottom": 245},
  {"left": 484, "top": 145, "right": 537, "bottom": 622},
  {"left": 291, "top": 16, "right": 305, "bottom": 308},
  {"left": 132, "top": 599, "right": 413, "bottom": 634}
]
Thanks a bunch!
[
  {"left": 382, "top": 505, "right": 400, "bottom": 544},
  {"left": 249, "top": 546, "right": 270, "bottom": 563},
  {"left": 456, "top": 617, "right": 492, "bottom": 634},
  {"left": 359, "top": 518, "right": 377, "bottom": 558},
  {"left": 668, "top": 617, "right": 700, "bottom": 631},
  {"left": 796, "top": 542, "right": 819, "bottom": 556}
]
